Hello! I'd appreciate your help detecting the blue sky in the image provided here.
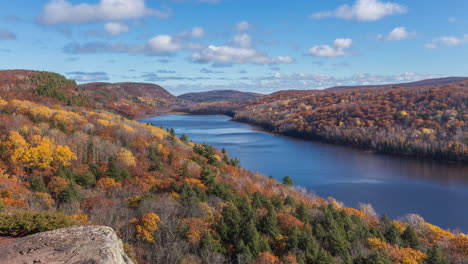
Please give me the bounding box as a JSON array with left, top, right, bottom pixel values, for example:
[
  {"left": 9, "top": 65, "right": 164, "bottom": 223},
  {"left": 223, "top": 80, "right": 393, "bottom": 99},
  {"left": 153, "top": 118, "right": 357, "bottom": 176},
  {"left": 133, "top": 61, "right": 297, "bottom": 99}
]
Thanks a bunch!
[{"left": 0, "top": 0, "right": 467, "bottom": 95}]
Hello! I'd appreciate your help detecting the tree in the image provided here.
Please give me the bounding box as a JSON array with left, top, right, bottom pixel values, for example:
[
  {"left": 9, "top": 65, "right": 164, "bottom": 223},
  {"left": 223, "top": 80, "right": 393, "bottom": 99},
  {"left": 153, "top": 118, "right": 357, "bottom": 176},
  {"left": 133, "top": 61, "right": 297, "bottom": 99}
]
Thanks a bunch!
[
  {"left": 201, "top": 232, "right": 224, "bottom": 254},
  {"left": 243, "top": 219, "right": 261, "bottom": 257},
  {"left": 401, "top": 226, "right": 419, "bottom": 249},
  {"left": 116, "top": 148, "right": 136, "bottom": 167},
  {"left": 282, "top": 176, "right": 293, "bottom": 186},
  {"left": 217, "top": 203, "right": 241, "bottom": 242},
  {"left": 260, "top": 207, "right": 280, "bottom": 238},
  {"left": 181, "top": 217, "right": 211, "bottom": 245},
  {"left": 180, "top": 133, "right": 189, "bottom": 143},
  {"left": 426, "top": 246, "right": 449, "bottom": 264},
  {"left": 47, "top": 176, "right": 70, "bottom": 198},
  {"left": 30, "top": 175, "right": 48, "bottom": 193},
  {"left": 107, "top": 156, "right": 130, "bottom": 181},
  {"left": 254, "top": 252, "right": 281, "bottom": 264},
  {"left": 131, "top": 212, "right": 160, "bottom": 243},
  {"left": 54, "top": 145, "right": 77, "bottom": 166}
]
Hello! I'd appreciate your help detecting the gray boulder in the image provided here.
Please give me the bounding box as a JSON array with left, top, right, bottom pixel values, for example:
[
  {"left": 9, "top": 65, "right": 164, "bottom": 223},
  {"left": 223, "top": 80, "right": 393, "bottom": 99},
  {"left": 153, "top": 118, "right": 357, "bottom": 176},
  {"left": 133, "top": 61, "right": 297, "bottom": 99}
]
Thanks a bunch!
[{"left": 0, "top": 225, "right": 134, "bottom": 264}]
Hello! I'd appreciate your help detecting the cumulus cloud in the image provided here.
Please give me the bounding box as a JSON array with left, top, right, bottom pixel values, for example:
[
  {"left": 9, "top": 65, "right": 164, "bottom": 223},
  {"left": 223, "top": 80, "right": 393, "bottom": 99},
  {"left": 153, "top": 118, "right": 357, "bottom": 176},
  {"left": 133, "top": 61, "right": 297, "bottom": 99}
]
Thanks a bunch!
[
  {"left": 310, "top": 0, "right": 407, "bottom": 22},
  {"left": 64, "top": 30, "right": 204, "bottom": 55},
  {"left": 191, "top": 45, "right": 294, "bottom": 65},
  {"left": 377, "top": 27, "right": 415, "bottom": 41},
  {"left": 235, "top": 21, "right": 251, "bottom": 31},
  {"left": 63, "top": 26, "right": 292, "bottom": 65},
  {"left": 67, "top": 71, "right": 109, "bottom": 82},
  {"left": 425, "top": 34, "right": 468, "bottom": 48},
  {"left": 0, "top": 29, "right": 16, "bottom": 40},
  {"left": 147, "top": 35, "right": 183, "bottom": 54},
  {"left": 104, "top": 22, "right": 130, "bottom": 36},
  {"left": 308, "top": 38, "right": 353, "bottom": 57},
  {"left": 233, "top": 33, "right": 252, "bottom": 48},
  {"left": 38, "top": 0, "right": 170, "bottom": 24},
  {"left": 179, "top": 27, "right": 205, "bottom": 38}
]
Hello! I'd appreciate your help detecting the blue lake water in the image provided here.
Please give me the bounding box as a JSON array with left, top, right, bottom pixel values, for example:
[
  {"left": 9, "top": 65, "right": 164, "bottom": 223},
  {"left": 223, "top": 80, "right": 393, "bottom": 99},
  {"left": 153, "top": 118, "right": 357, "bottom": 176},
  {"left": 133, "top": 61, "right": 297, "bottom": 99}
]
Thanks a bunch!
[{"left": 142, "top": 114, "right": 468, "bottom": 232}]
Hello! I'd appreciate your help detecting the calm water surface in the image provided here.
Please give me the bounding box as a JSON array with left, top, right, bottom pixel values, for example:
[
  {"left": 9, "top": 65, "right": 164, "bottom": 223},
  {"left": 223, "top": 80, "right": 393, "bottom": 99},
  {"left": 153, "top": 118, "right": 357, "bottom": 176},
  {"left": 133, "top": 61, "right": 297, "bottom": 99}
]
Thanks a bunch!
[{"left": 142, "top": 114, "right": 468, "bottom": 232}]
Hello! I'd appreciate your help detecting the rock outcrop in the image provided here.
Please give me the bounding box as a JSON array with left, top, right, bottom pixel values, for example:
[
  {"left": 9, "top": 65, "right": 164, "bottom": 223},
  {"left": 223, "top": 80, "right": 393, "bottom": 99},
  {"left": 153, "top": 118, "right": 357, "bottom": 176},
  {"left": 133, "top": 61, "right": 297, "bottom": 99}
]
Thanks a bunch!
[{"left": 0, "top": 225, "right": 134, "bottom": 264}]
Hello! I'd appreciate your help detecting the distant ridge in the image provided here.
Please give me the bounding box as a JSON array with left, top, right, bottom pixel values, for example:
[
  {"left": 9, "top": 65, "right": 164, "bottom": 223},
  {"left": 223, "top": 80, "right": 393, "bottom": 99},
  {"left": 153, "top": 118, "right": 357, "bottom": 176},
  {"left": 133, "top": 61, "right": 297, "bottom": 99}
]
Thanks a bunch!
[
  {"left": 326, "top": 77, "right": 468, "bottom": 91},
  {"left": 178, "top": 89, "right": 263, "bottom": 102},
  {"left": 79, "top": 82, "right": 176, "bottom": 100}
]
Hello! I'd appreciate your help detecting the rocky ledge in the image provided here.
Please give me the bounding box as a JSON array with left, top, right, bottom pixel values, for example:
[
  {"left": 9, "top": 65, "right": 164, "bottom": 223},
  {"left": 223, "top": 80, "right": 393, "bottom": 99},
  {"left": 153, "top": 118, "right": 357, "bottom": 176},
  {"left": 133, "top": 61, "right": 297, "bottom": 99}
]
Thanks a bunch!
[{"left": 0, "top": 225, "right": 134, "bottom": 264}]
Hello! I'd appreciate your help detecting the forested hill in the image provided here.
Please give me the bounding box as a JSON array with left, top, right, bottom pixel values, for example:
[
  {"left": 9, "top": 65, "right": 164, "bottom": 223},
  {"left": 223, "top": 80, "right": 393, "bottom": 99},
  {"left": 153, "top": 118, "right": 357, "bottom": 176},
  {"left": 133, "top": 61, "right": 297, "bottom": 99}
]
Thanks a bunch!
[
  {"left": 78, "top": 82, "right": 182, "bottom": 118},
  {"left": 0, "top": 70, "right": 182, "bottom": 119},
  {"left": 227, "top": 81, "right": 468, "bottom": 162},
  {"left": 178, "top": 90, "right": 263, "bottom": 102},
  {"left": 0, "top": 70, "right": 466, "bottom": 264},
  {"left": 327, "top": 77, "right": 468, "bottom": 91}
]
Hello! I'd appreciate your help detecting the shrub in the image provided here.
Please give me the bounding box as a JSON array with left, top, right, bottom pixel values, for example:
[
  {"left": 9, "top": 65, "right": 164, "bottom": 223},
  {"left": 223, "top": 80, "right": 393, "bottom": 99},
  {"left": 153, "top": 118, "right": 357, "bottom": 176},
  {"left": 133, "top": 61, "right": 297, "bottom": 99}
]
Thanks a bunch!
[{"left": 0, "top": 210, "right": 78, "bottom": 236}]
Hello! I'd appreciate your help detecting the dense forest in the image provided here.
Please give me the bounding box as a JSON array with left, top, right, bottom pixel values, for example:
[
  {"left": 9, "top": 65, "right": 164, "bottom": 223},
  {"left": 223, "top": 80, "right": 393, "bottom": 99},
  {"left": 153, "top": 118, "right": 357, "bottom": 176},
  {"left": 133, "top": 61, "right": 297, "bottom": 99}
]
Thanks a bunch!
[
  {"left": 0, "top": 71, "right": 466, "bottom": 264},
  {"left": 230, "top": 83, "right": 468, "bottom": 162}
]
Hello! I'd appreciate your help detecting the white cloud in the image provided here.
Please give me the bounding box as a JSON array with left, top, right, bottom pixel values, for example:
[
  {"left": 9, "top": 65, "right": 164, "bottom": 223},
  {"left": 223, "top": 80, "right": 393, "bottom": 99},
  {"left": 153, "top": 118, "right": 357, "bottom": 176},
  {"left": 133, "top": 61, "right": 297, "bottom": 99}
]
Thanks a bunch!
[
  {"left": 147, "top": 35, "right": 183, "bottom": 54},
  {"left": 67, "top": 71, "right": 109, "bottom": 82},
  {"left": 233, "top": 33, "right": 252, "bottom": 48},
  {"left": 38, "top": 0, "right": 170, "bottom": 24},
  {"left": 308, "top": 38, "right": 353, "bottom": 57},
  {"left": 425, "top": 34, "right": 468, "bottom": 48},
  {"left": 378, "top": 27, "right": 415, "bottom": 41},
  {"left": 104, "top": 22, "right": 129, "bottom": 36},
  {"left": 235, "top": 21, "right": 251, "bottom": 31},
  {"left": 191, "top": 45, "right": 294, "bottom": 65},
  {"left": 178, "top": 27, "right": 205, "bottom": 38},
  {"left": 310, "top": 0, "right": 407, "bottom": 22},
  {"left": 276, "top": 56, "right": 294, "bottom": 64},
  {"left": 334, "top": 38, "right": 353, "bottom": 49},
  {"left": 190, "top": 27, "right": 205, "bottom": 38}
]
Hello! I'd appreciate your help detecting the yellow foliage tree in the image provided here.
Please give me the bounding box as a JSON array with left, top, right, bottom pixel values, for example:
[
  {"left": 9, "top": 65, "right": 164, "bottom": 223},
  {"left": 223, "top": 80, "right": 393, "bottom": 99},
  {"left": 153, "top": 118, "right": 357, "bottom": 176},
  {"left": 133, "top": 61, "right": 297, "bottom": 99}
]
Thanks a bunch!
[
  {"left": 130, "top": 212, "right": 160, "bottom": 243},
  {"left": 117, "top": 148, "right": 136, "bottom": 167},
  {"left": 21, "top": 136, "right": 55, "bottom": 169},
  {"left": 8, "top": 131, "right": 29, "bottom": 163},
  {"left": 368, "top": 237, "right": 426, "bottom": 264},
  {"left": 54, "top": 145, "right": 77, "bottom": 166},
  {"left": 96, "top": 177, "right": 119, "bottom": 192}
]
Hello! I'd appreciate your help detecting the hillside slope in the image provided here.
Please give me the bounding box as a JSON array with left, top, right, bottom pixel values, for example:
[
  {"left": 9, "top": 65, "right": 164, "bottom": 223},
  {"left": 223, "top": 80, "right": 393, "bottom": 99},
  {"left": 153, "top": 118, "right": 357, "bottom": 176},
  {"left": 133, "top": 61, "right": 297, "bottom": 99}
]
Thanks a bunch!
[
  {"left": 0, "top": 70, "right": 181, "bottom": 119},
  {"left": 79, "top": 82, "right": 181, "bottom": 118},
  {"left": 0, "top": 71, "right": 466, "bottom": 264},
  {"left": 178, "top": 89, "right": 262, "bottom": 102},
  {"left": 327, "top": 77, "right": 468, "bottom": 91},
  {"left": 234, "top": 81, "right": 468, "bottom": 162}
]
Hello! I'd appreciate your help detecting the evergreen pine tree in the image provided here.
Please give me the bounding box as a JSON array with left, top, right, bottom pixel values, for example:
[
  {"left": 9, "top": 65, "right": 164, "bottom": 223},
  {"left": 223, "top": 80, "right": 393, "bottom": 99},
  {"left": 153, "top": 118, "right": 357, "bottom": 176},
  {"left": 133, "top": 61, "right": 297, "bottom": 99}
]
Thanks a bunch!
[
  {"left": 260, "top": 206, "right": 280, "bottom": 238},
  {"left": 426, "top": 246, "right": 449, "bottom": 264},
  {"left": 200, "top": 232, "right": 224, "bottom": 253},
  {"left": 401, "top": 226, "right": 419, "bottom": 248}
]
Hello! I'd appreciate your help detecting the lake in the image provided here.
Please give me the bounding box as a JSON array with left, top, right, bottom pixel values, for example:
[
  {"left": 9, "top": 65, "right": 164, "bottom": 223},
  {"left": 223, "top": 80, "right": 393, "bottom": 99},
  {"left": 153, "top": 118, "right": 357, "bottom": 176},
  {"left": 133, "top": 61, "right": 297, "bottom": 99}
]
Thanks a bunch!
[{"left": 141, "top": 114, "right": 468, "bottom": 232}]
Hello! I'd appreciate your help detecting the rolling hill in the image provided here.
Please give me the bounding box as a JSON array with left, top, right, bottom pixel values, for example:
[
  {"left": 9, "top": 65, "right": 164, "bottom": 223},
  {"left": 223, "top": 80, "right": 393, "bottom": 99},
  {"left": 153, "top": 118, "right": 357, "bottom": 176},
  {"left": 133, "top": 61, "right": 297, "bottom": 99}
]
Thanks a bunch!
[
  {"left": 327, "top": 77, "right": 468, "bottom": 91},
  {"left": 178, "top": 89, "right": 263, "bottom": 102},
  {"left": 0, "top": 70, "right": 182, "bottom": 118}
]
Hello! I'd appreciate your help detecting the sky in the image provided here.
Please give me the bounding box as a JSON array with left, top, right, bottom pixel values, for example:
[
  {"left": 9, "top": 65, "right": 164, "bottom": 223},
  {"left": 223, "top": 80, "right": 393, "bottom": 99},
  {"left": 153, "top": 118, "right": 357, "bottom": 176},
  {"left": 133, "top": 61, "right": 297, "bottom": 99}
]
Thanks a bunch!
[{"left": 0, "top": 0, "right": 467, "bottom": 95}]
